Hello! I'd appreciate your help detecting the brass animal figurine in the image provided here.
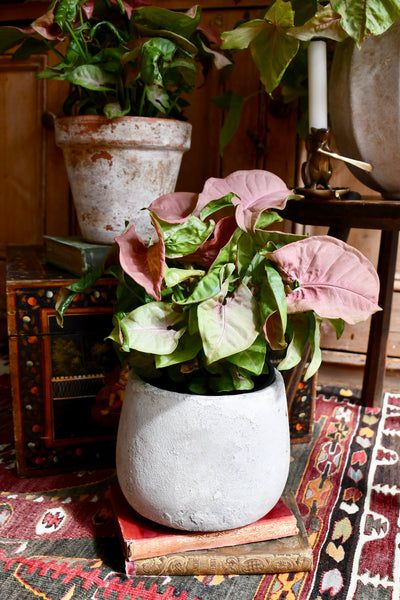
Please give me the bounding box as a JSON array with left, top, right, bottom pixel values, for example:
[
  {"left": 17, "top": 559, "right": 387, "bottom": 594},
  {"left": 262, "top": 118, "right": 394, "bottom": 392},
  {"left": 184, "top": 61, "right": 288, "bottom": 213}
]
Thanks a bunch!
[{"left": 302, "top": 128, "right": 333, "bottom": 189}]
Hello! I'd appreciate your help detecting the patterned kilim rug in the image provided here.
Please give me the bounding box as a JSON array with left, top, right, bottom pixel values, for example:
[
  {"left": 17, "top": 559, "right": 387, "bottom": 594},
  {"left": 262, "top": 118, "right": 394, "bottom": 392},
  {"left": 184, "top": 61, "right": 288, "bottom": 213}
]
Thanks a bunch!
[{"left": 0, "top": 357, "right": 399, "bottom": 599}]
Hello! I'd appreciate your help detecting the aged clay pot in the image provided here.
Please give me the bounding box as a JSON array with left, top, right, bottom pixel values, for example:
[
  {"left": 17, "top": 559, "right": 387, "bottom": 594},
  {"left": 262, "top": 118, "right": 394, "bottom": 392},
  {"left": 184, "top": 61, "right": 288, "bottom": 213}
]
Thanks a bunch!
[
  {"left": 54, "top": 116, "right": 192, "bottom": 244},
  {"left": 116, "top": 369, "right": 290, "bottom": 532},
  {"left": 329, "top": 21, "right": 400, "bottom": 198}
]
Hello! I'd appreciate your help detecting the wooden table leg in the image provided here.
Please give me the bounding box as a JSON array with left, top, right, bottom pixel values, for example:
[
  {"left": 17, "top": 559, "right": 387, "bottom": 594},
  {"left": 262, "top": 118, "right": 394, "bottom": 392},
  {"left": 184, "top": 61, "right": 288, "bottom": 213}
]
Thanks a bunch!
[{"left": 361, "top": 230, "right": 399, "bottom": 406}]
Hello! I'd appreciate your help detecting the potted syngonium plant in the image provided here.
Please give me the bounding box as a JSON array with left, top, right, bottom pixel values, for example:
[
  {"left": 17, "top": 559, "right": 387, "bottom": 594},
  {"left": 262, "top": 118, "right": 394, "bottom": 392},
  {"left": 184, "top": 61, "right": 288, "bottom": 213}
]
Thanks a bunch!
[
  {"left": 57, "top": 169, "right": 380, "bottom": 533},
  {"left": 0, "top": 1, "right": 230, "bottom": 243}
]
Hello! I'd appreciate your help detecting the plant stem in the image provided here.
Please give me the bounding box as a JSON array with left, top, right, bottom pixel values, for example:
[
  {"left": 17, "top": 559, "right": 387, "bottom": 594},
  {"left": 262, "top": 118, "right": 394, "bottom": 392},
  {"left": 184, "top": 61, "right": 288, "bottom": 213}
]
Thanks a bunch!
[
  {"left": 65, "top": 20, "right": 89, "bottom": 62},
  {"left": 139, "top": 84, "right": 146, "bottom": 116}
]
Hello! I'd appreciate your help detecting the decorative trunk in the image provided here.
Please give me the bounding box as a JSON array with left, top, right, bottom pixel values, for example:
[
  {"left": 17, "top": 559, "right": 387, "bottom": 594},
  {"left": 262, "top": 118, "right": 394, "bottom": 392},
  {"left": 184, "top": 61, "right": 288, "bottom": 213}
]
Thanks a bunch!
[
  {"left": 116, "top": 369, "right": 290, "bottom": 532},
  {"left": 54, "top": 116, "right": 192, "bottom": 244}
]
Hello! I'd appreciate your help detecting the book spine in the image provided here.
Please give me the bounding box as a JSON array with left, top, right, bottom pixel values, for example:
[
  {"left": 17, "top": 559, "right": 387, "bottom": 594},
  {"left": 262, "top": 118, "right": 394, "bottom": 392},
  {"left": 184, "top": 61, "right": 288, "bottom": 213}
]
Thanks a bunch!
[
  {"left": 130, "top": 521, "right": 298, "bottom": 560},
  {"left": 130, "top": 550, "right": 313, "bottom": 576}
]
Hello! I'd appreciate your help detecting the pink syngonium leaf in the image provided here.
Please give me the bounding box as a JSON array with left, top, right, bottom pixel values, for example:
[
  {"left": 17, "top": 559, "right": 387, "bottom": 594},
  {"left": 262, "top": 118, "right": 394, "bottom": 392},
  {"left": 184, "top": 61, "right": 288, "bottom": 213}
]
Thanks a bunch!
[
  {"left": 197, "top": 170, "right": 294, "bottom": 233},
  {"left": 149, "top": 192, "right": 199, "bottom": 223},
  {"left": 115, "top": 217, "right": 165, "bottom": 301},
  {"left": 31, "top": 8, "right": 62, "bottom": 40},
  {"left": 267, "top": 236, "right": 381, "bottom": 324}
]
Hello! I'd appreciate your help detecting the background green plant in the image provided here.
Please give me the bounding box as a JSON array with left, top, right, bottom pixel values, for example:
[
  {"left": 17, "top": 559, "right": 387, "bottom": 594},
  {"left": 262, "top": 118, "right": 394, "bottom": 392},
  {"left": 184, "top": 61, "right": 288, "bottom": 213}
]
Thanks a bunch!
[
  {"left": 0, "top": 0, "right": 229, "bottom": 119},
  {"left": 217, "top": 0, "right": 400, "bottom": 149}
]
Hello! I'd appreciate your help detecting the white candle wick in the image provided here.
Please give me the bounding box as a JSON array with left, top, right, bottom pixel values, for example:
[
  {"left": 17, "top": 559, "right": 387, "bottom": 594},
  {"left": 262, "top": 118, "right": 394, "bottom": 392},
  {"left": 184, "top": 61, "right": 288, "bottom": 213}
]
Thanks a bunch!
[{"left": 308, "top": 40, "right": 328, "bottom": 131}]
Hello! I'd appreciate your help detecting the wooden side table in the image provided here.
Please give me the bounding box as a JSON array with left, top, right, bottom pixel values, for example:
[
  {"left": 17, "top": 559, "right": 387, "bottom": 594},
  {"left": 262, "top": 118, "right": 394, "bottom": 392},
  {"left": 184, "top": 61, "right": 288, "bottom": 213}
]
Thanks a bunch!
[{"left": 279, "top": 196, "right": 400, "bottom": 407}]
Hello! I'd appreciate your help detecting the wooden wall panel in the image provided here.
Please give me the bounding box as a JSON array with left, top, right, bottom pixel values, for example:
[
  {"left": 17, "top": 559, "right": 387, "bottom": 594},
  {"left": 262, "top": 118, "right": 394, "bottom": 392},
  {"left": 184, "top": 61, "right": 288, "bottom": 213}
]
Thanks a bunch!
[{"left": 0, "top": 56, "right": 46, "bottom": 246}]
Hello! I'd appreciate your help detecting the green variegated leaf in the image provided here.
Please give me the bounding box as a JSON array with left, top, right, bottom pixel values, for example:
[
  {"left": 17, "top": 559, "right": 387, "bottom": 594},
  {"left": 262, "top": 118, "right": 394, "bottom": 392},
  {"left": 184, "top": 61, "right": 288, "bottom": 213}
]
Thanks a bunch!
[
  {"left": 198, "top": 283, "right": 259, "bottom": 363},
  {"left": 277, "top": 314, "right": 309, "bottom": 371},
  {"left": 114, "top": 302, "right": 186, "bottom": 354},
  {"left": 158, "top": 216, "right": 215, "bottom": 259},
  {"left": 66, "top": 64, "right": 117, "bottom": 90},
  {"left": 255, "top": 211, "right": 283, "bottom": 229},
  {"left": 211, "top": 91, "right": 247, "bottom": 155},
  {"left": 221, "top": 19, "right": 266, "bottom": 50},
  {"left": 135, "top": 5, "right": 202, "bottom": 39},
  {"left": 199, "top": 193, "right": 236, "bottom": 221},
  {"left": 103, "top": 102, "right": 131, "bottom": 118},
  {"left": 331, "top": 0, "right": 400, "bottom": 47},
  {"left": 264, "top": 263, "right": 287, "bottom": 327},
  {"left": 55, "top": 0, "right": 80, "bottom": 27},
  {"left": 155, "top": 332, "right": 202, "bottom": 368},
  {"left": 164, "top": 266, "right": 204, "bottom": 288},
  {"left": 289, "top": 5, "right": 347, "bottom": 42},
  {"left": 226, "top": 334, "right": 267, "bottom": 375},
  {"left": 145, "top": 83, "right": 170, "bottom": 113},
  {"left": 178, "top": 264, "right": 235, "bottom": 305},
  {"left": 0, "top": 27, "right": 29, "bottom": 54},
  {"left": 304, "top": 314, "right": 322, "bottom": 380},
  {"left": 329, "top": 318, "right": 345, "bottom": 339}
]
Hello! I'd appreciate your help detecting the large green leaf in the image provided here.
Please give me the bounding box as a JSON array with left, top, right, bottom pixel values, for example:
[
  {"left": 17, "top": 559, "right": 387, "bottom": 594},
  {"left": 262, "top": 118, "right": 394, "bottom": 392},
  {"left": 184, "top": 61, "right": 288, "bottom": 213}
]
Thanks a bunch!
[
  {"left": 264, "top": 263, "right": 287, "bottom": 322},
  {"left": 163, "top": 266, "right": 204, "bottom": 289},
  {"left": 198, "top": 283, "right": 260, "bottom": 363},
  {"left": 112, "top": 302, "right": 186, "bottom": 355},
  {"left": 199, "top": 192, "right": 236, "bottom": 222},
  {"left": 178, "top": 264, "right": 235, "bottom": 305},
  {"left": 208, "top": 364, "right": 255, "bottom": 393},
  {"left": 145, "top": 83, "right": 170, "bottom": 113},
  {"left": 277, "top": 314, "right": 309, "bottom": 371},
  {"left": 0, "top": 28, "right": 29, "bottom": 54},
  {"left": 66, "top": 64, "right": 117, "bottom": 90},
  {"left": 104, "top": 102, "right": 131, "bottom": 118},
  {"left": 55, "top": 0, "right": 80, "bottom": 27},
  {"left": 212, "top": 91, "right": 247, "bottom": 155},
  {"left": 289, "top": 4, "right": 347, "bottom": 42},
  {"left": 157, "top": 215, "right": 215, "bottom": 258},
  {"left": 226, "top": 334, "right": 267, "bottom": 375},
  {"left": 221, "top": 20, "right": 266, "bottom": 50},
  {"left": 141, "top": 38, "right": 176, "bottom": 85},
  {"left": 155, "top": 332, "right": 202, "bottom": 368},
  {"left": 12, "top": 37, "right": 51, "bottom": 60},
  {"left": 222, "top": 1, "right": 299, "bottom": 93},
  {"left": 250, "top": 0, "right": 299, "bottom": 94},
  {"left": 135, "top": 5, "right": 202, "bottom": 39},
  {"left": 304, "top": 314, "right": 322, "bottom": 380},
  {"left": 332, "top": 0, "right": 400, "bottom": 47}
]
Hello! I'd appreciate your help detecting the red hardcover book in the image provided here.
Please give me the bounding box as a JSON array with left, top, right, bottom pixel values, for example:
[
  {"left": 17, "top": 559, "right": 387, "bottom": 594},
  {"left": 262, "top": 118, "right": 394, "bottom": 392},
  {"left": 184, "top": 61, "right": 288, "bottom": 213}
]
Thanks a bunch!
[{"left": 110, "top": 484, "right": 298, "bottom": 561}]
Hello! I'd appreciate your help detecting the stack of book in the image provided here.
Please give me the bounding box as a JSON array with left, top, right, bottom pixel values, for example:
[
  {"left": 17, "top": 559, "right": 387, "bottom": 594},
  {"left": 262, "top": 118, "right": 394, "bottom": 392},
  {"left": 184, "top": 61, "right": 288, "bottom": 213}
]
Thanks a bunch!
[
  {"left": 110, "top": 485, "right": 313, "bottom": 576},
  {"left": 43, "top": 235, "right": 112, "bottom": 276}
]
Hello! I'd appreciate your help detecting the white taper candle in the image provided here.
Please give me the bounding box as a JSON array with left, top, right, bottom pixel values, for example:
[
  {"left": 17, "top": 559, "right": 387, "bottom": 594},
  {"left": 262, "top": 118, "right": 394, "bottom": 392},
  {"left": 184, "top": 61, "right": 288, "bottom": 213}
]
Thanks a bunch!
[{"left": 308, "top": 40, "right": 328, "bottom": 131}]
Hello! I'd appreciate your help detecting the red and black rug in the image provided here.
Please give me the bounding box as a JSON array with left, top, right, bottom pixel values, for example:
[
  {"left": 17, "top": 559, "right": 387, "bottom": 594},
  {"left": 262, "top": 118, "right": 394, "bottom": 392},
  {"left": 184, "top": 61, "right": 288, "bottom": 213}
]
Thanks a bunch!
[{"left": 0, "top": 366, "right": 398, "bottom": 600}]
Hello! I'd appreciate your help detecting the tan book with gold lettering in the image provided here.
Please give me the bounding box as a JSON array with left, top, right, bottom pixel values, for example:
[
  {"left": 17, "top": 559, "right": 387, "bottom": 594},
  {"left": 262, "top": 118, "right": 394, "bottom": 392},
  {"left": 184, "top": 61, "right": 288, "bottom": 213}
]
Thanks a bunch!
[{"left": 124, "top": 492, "right": 313, "bottom": 576}]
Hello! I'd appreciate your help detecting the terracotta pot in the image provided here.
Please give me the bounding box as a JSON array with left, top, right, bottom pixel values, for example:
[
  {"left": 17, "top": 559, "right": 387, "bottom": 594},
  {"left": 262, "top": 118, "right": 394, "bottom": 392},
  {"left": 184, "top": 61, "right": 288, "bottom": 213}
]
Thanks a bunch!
[
  {"left": 329, "top": 21, "right": 400, "bottom": 198},
  {"left": 54, "top": 116, "right": 192, "bottom": 244},
  {"left": 116, "top": 369, "right": 290, "bottom": 532}
]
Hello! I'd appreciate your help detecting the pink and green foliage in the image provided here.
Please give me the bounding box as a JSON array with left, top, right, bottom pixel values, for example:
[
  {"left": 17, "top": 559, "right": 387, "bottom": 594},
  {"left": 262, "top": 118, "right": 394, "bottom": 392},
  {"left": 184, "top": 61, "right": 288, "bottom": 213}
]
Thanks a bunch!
[{"left": 58, "top": 169, "right": 380, "bottom": 394}]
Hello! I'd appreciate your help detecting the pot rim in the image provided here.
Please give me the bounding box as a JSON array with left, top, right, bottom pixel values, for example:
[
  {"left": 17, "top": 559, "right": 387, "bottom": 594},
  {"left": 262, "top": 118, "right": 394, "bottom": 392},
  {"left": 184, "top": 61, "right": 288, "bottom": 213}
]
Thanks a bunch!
[
  {"left": 55, "top": 114, "right": 192, "bottom": 127},
  {"left": 136, "top": 363, "right": 277, "bottom": 399}
]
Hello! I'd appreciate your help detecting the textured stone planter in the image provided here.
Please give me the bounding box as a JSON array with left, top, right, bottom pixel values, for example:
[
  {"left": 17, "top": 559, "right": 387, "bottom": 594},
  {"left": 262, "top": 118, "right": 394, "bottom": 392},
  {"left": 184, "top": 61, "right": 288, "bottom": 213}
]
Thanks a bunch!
[
  {"left": 54, "top": 116, "right": 192, "bottom": 244},
  {"left": 329, "top": 21, "right": 400, "bottom": 198},
  {"left": 116, "top": 369, "right": 290, "bottom": 532}
]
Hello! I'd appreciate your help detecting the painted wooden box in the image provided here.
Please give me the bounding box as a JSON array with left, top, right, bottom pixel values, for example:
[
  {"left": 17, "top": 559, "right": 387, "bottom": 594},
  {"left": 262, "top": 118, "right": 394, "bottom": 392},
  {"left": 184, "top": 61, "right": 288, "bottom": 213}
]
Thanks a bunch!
[{"left": 6, "top": 245, "right": 120, "bottom": 477}]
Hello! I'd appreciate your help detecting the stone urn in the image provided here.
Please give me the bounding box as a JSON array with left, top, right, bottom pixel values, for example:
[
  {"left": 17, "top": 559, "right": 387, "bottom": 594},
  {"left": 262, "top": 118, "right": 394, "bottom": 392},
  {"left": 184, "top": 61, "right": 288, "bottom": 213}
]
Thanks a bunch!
[
  {"left": 116, "top": 368, "right": 290, "bottom": 532},
  {"left": 54, "top": 116, "right": 192, "bottom": 244},
  {"left": 329, "top": 20, "right": 400, "bottom": 198}
]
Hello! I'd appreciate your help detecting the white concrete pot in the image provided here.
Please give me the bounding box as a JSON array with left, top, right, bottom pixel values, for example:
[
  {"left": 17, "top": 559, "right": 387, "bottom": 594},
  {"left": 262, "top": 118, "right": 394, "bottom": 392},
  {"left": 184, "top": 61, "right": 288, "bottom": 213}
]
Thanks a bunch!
[
  {"left": 116, "top": 369, "right": 290, "bottom": 531},
  {"left": 54, "top": 116, "right": 192, "bottom": 244},
  {"left": 329, "top": 21, "right": 400, "bottom": 198}
]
